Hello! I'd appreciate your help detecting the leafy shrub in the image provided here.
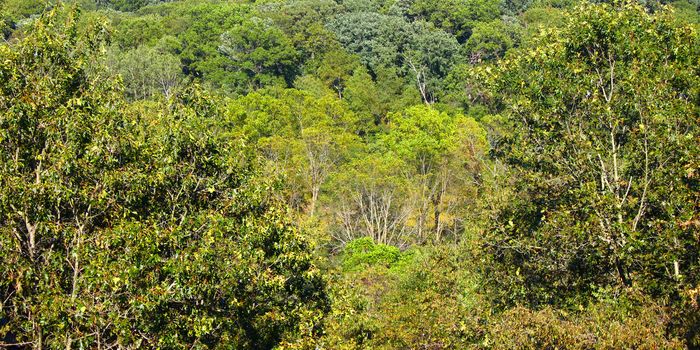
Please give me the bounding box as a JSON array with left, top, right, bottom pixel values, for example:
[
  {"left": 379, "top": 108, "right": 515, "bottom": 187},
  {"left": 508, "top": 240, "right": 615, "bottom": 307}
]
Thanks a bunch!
[{"left": 341, "top": 237, "right": 401, "bottom": 271}]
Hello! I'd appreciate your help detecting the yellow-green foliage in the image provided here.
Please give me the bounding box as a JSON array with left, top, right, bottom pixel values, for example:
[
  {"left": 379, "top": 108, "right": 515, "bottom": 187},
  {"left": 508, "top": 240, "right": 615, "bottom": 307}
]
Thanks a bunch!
[
  {"left": 1, "top": 0, "right": 698, "bottom": 348},
  {"left": 483, "top": 297, "right": 684, "bottom": 349},
  {"left": 323, "top": 244, "right": 485, "bottom": 349},
  {"left": 0, "top": 6, "right": 329, "bottom": 348}
]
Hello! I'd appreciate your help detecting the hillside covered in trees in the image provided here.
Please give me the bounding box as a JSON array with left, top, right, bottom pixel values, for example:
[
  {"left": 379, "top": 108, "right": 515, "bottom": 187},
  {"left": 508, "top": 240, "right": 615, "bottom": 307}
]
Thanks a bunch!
[{"left": 0, "top": 0, "right": 699, "bottom": 348}]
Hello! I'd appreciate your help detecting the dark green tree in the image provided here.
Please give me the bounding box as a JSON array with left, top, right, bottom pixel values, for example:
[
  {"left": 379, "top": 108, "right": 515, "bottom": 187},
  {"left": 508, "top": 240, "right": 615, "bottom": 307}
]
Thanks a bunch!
[
  {"left": 219, "top": 17, "right": 299, "bottom": 93},
  {"left": 465, "top": 19, "right": 522, "bottom": 63},
  {"left": 402, "top": 0, "right": 502, "bottom": 42}
]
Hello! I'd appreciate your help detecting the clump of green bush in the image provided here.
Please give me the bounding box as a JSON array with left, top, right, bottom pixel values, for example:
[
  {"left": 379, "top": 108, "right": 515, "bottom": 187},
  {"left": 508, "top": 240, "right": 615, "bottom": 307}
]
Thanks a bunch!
[{"left": 341, "top": 237, "right": 402, "bottom": 272}]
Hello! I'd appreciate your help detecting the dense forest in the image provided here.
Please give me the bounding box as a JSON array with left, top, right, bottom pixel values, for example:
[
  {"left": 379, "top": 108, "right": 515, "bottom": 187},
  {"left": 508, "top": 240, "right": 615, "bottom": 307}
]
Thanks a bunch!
[{"left": 0, "top": 0, "right": 698, "bottom": 348}]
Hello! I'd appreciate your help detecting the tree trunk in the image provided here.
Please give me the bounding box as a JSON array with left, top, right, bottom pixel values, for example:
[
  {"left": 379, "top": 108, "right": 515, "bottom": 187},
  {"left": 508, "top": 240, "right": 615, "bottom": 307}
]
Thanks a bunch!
[{"left": 432, "top": 196, "right": 441, "bottom": 242}]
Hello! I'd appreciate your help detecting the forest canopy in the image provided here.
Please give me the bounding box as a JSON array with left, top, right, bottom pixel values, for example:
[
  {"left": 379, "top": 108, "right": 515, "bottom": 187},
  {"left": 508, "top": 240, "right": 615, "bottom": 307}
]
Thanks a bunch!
[{"left": 0, "top": 0, "right": 698, "bottom": 348}]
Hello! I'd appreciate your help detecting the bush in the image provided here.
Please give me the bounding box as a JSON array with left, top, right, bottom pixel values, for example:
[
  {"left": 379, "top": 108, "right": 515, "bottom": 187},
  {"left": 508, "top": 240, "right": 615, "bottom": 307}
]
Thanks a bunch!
[{"left": 341, "top": 237, "right": 402, "bottom": 272}]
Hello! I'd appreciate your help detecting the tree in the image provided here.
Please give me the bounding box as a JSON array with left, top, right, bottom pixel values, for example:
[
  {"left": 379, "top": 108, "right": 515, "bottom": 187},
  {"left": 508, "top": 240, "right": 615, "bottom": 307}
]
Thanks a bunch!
[
  {"left": 108, "top": 44, "right": 183, "bottom": 100},
  {"left": 168, "top": 2, "right": 252, "bottom": 90},
  {"left": 500, "top": 0, "right": 534, "bottom": 15},
  {"left": 219, "top": 17, "right": 299, "bottom": 92},
  {"left": 0, "top": 0, "right": 45, "bottom": 39},
  {"left": 402, "top": 0, "right": 502, "bottom": 42},
  {"left": 484, "top": 2, "right": 700, "bottom": 306},
  {"left": 0, "top": 7, "right": 328, "bottom": 348},
  {"left": 382, "top": 106, "right": 488, "bottom": 242},
  {"left": 326, "top": 12, "right": 412, "bottom": 74},
  {"left": 315, "top": 49, "right": 361, "bottom": 99},
  {"left": 327, "top": 13, "right": 462, "bottom": 105},
  {"left": 404, "top": 21, "right": 462, "bottom": 104},
  {"left": 96, "top": 0, "right": 151, "bottom": 11},
  {"left": 262, "top": 0, "right": 341, "bottom": 61},
  {"left": 323, "top": 153, "right": 414, "bottom": 247},
  {"left": 112, "top": 13, "right": 167, "bottom": 50},
  {"left": 343, "top": 65, "right": 384, "bottom": 129},
  {"left": 232, "top": 89, "right": 363, "bottom": 216},
  {"left": 465, "top": 19, "right": 522, "bottom": 63}
]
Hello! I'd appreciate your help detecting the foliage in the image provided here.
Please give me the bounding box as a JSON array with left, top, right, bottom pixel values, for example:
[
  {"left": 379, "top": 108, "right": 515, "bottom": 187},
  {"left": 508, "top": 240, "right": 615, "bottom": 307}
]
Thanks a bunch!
[
  {"left": 322, "top": 244, "right": 484, "bottom": 349},
  {"left": 126, "top": 2, "right": 255, "bottom": 91},
  {"left": 0, "top": 6, "right": 328, "bottom": 348},
  {"left": 465, "top": 19, "right": 522, "bottom": 63},
  {"left": 341, "top": 237, "right": 401, "bottom": 271},
  {"left": 0, "top": 0, "right": 45, "bottom": 39},
  {"left": 96, "top": 0, "right": 154, "bottom": 11},
  {"left": 107, "top": 44, "right": 182, "bottom": 100},
  {"left": 219, "top": 17, "right": 299, "bottom": 92},
  {"left": 323, "top": 153, "right": 413, "bottom": 247},
  {"left": 2, "top": 0, "right": 699, "bottom": 348},
  {"left": 262, "top": 0, "right": 341, "bottom": 61},
  {"left": 112, "top": 13, "right": 167, "bottom": 50},
  {"left": 483, "top": 2, "right": 700, "bottom": 308},
  {"left": 402, "top": 0, "right": 502, "bottom": 42},
  {"left": 326, "top": 12, "right": 412, "bottom": 74},
  {"left": 483, "top": 295, "right": 684, "bottom": 349},
  {"left": 327, "top": 13, "right": 463, "bottom": 103},
  {"left": 382, "top": 106, "right": 489, "bottom": 242},
  {"left": 230, "top": 88, "right": 363, "bottom": 215}
]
